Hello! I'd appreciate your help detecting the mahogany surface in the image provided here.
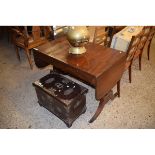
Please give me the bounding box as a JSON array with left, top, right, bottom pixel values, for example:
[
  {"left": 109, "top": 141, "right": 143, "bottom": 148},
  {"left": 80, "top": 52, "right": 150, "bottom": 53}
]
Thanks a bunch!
[{"left": 33, "top": 36, "right": 126, "bottom": 122}]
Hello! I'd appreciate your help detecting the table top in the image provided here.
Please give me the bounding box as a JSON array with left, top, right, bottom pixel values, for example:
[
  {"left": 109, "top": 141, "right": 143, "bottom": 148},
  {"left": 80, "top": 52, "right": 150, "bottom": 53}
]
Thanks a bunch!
[
  {"left": 34, "top": 36, "right": 127, "bottom": 100},
  {"left": 34, "top": 37, "right": 126, "bottom": 79}
]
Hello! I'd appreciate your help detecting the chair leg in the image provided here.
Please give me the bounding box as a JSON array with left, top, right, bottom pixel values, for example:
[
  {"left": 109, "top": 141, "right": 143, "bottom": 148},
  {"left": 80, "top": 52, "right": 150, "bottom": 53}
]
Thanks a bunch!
[
  {"left": 147, "top": 42, "right": 151, "bottom": 60},
  {"left": 129, "top": 65, "right": 132, "bottom": 83},
  {"left": 29, "top": 49, "right": 33, "bottom": 55},
  {"left": 25, "top": 48, "right": 33, "bottom": 69},
  {"left": 139, "top": 54, "right": 142, "bottom": 70},
  {"left": 117, "top": 80, "right": 120, "bottom": 97},
  {"left": 14, "top": 45, "right": 20, "bottom": 61}
]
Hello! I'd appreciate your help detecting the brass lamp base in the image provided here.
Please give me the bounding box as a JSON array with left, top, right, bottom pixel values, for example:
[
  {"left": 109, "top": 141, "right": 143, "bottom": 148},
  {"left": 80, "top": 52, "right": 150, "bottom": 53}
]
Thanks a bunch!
[{"left": 69, "top": 47, "right": 86, "bottom": 55}]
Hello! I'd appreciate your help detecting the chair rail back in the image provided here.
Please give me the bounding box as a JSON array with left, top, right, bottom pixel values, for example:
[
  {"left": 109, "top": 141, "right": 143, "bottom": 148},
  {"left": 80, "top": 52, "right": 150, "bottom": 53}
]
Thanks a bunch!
[{"left": 126, "top": 33, "right": 141, "bottom": 62}]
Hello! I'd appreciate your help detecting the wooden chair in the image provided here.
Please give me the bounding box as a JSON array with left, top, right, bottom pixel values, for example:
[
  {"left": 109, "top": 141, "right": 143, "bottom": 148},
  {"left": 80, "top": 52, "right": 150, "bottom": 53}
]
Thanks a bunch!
[
  {"left": 53, "top": 26, "right": 68, "bottom": 39},
  {"left": 125, "top": 32, "right": 141, "bottom": 83},
  {"left": 41, "top": 26, "right": 54, "bottom": 40},
  {"left": 6, "top": 26, "right": 24, "bottom": 43},
  {"left": 92, "top": 26, "right": 110, "bottom": 47},
  {"left": 147, "top": 26, "right": 155, "bottom": 60},
  {"left": 133, "top": 26, "right": 151, "bottom": 70},
  {"left": 11, "top": 26, "right": 53, "bottom": 69}
]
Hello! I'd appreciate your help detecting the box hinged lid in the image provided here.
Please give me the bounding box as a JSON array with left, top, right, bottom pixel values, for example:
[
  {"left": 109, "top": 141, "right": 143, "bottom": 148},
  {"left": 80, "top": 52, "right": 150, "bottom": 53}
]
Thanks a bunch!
[{"left": 33, "top": 72, "right": 88, "bottom": 106}]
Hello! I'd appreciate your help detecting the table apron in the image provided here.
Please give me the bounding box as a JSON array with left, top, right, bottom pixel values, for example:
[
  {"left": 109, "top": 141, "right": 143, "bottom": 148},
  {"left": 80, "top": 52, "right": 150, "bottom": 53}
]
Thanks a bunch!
[
  {"left": 52, "top": 59, "right": 96, "bottom": 86},
  {"left": 33, "top": 50, "right": 53, "bottom": 68}
]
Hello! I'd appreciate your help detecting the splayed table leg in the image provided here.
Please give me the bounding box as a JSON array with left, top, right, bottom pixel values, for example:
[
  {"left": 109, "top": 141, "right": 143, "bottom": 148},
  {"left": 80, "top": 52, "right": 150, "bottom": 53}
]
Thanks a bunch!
[{"left": 89, "top": 87, "right": 119, "bottom": 123}]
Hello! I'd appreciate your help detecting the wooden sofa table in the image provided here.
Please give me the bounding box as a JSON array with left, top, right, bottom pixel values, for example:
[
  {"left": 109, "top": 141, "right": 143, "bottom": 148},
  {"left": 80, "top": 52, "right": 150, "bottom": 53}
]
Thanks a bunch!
[{"left": 33, "top": 37, "right": 126, "bottom": 123}]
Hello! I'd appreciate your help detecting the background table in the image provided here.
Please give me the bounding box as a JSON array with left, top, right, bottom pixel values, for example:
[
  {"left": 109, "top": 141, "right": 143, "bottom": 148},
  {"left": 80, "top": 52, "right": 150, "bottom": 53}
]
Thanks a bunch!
[
  {"left": 110, "top": 26, "right": 143, "bottom": 52},
  {"left": 33, "top": 37, "right": 126, "bottom": 122}
]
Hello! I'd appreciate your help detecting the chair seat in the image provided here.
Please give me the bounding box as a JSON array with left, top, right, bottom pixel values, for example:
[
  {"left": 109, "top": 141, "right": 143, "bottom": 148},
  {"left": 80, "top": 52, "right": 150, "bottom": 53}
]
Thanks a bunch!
[
  {"left": 94, "top": 36, "right": 107, "bottom": 45},
  {"left": 15, "top": 35, "right": 48, "bottom": 49}
]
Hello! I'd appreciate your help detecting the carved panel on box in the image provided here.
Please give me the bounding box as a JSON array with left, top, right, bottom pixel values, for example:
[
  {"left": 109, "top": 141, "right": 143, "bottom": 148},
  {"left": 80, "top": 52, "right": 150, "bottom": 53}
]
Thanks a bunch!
[{"left": 33, "top": 72, "right": 88, "bottom": 127}]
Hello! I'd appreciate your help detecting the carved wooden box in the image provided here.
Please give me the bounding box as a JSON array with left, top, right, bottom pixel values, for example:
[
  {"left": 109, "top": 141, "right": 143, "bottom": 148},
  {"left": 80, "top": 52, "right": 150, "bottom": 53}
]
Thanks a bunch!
[{"left": 33, "top": 72, "right": 88, "bottom": 127}]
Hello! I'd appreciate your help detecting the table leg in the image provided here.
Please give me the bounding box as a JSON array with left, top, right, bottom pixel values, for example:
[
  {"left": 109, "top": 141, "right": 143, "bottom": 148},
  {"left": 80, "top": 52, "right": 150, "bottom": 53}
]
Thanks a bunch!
[
  {"left": 114, "top": 80, "right": 120, "bottom": 97},
  {"left": 89, "top": 90, "right": 113, "bottom": 123},
  {"left": 89, "top": 97, "right": 106, "bottom": 123},
  {"left": 89, "top": 80, "right": 120, "bottom": 123}
]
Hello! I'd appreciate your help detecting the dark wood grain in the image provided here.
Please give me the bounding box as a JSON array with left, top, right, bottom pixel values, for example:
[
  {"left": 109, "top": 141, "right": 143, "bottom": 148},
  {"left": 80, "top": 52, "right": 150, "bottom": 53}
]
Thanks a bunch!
[{"left": 33, "top": 37, "right": 126, "bottom": 122}]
